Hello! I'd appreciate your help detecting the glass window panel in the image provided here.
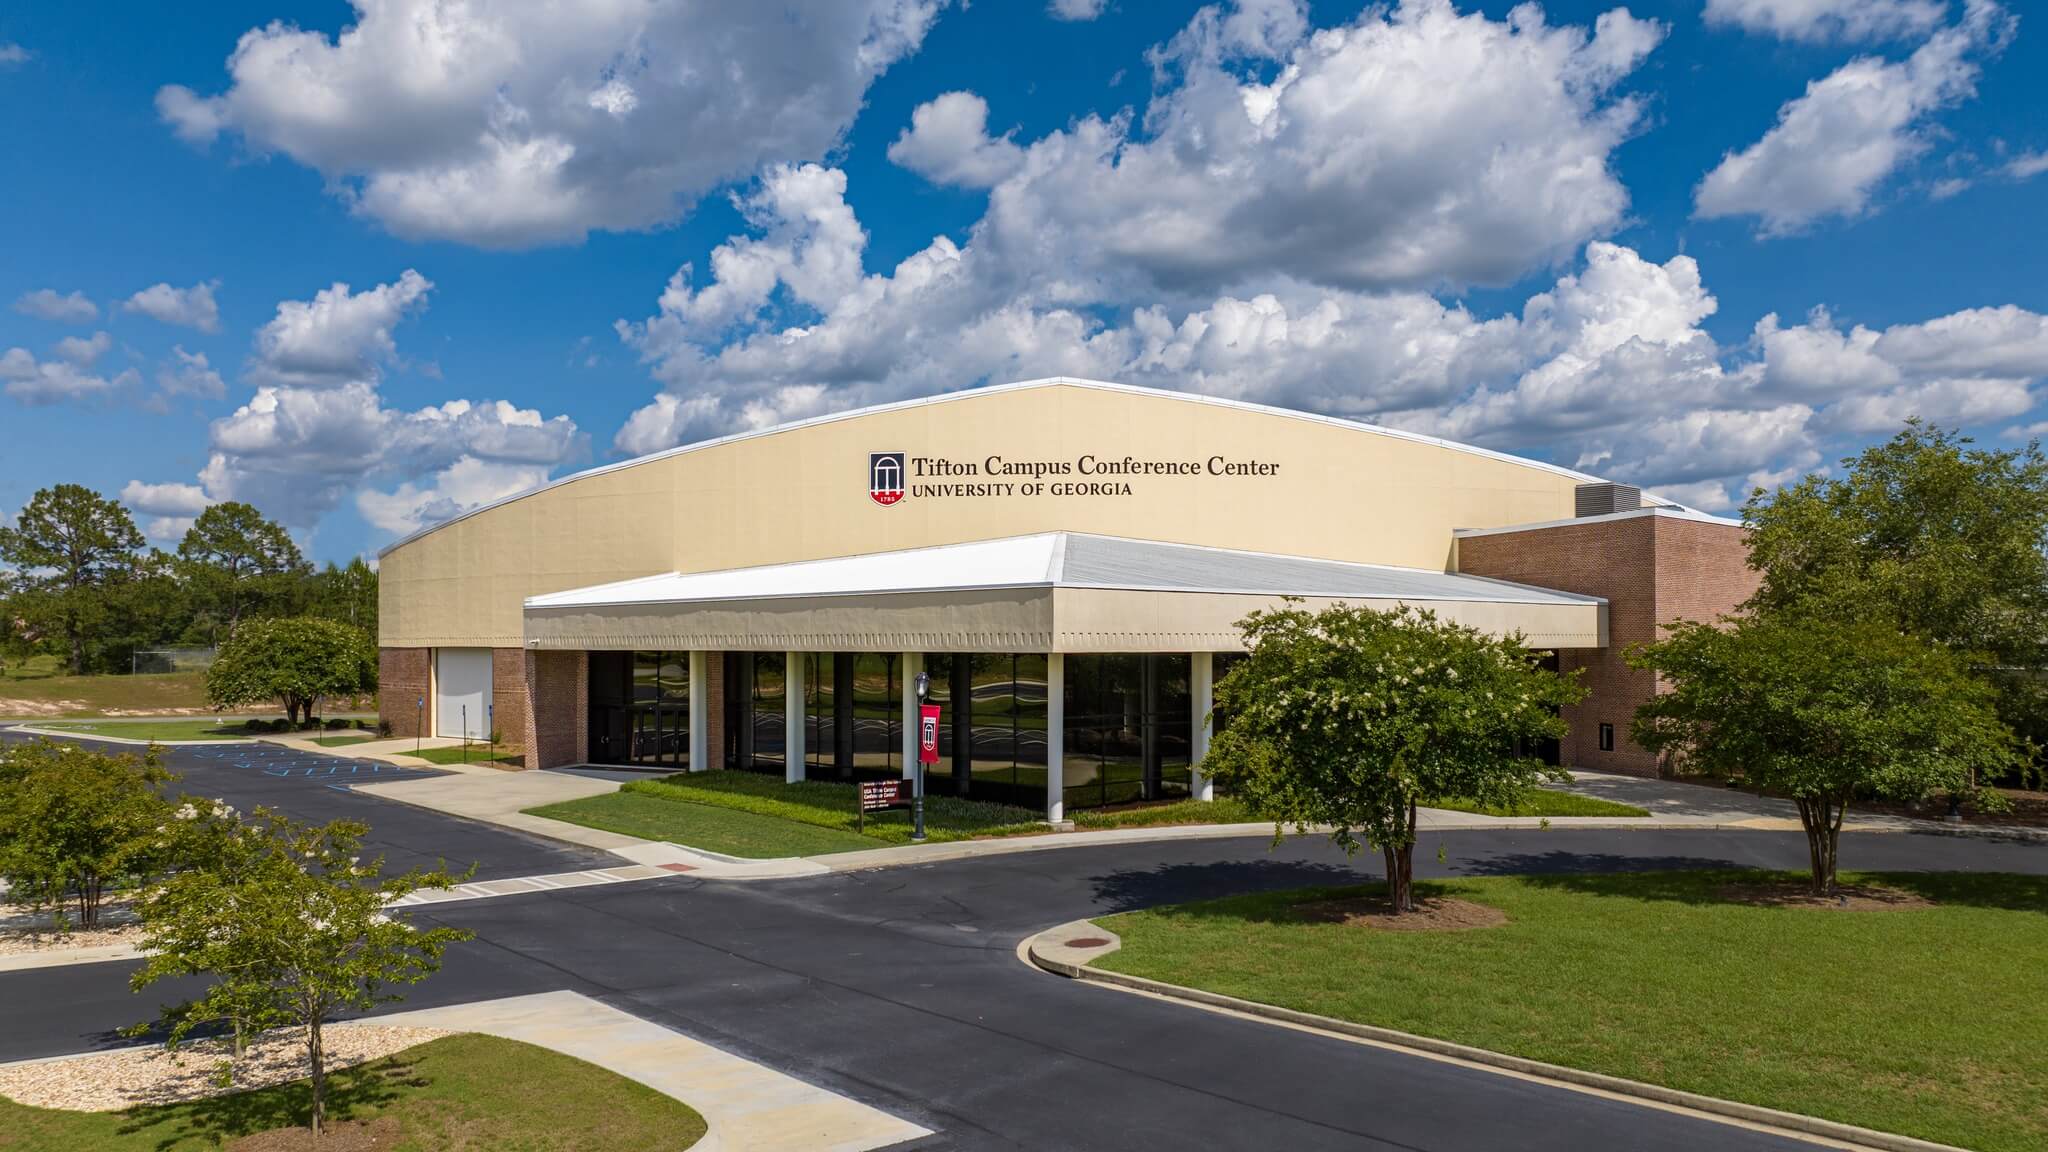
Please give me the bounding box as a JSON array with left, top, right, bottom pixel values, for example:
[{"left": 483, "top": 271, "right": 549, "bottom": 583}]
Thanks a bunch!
[
  {"left": 752, "top": 652, "right": 786, "bottom": 768},
  {"left": 850, "top": 653, "right": 897, "bottom": 775}
]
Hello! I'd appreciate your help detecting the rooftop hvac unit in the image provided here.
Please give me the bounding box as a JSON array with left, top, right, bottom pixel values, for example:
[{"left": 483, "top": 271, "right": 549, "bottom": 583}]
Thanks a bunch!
[{"left": 1575, "top": 482, "right": 1642, "bottom": 518}]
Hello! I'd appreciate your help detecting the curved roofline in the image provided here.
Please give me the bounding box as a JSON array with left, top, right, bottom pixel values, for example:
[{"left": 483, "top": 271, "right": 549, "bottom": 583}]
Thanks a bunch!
[{"left": 379, "top": 377, "right": 1669, "bottom": 558}]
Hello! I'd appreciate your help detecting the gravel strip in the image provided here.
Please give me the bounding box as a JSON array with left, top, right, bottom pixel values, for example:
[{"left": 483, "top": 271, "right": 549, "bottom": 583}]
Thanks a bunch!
[
  {"left": 0, "top": 1025, "right": 453, "bottom": 1112},
  {"left": 0, "top": 899, "right": 143, "bottom": 957}
]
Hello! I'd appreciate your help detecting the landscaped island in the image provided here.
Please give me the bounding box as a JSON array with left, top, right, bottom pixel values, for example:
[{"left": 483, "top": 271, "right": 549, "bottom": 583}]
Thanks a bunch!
[{"left": 1089, "top": 870, "right": 2048, "bottom": 1152}]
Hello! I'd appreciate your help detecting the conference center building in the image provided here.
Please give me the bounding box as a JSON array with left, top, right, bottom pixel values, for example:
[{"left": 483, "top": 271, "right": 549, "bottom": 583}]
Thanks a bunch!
[{"left": 377, "top": 378, "right": 1757, "bottom": 821}]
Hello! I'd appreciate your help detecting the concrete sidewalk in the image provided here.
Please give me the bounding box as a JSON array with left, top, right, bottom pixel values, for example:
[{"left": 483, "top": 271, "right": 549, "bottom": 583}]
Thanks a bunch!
[
  {"left": 1561, "top": 770, "right": 1797, "bottom": 823},
  {"left": 373, "top": 990, "right": 930, "bottom": 1152}
]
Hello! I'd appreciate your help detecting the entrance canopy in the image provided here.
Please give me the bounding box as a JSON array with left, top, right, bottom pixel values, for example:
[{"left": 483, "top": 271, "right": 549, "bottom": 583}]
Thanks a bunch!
[{"left": 523, "top": 532, "right": 1606, "bottom": 653}]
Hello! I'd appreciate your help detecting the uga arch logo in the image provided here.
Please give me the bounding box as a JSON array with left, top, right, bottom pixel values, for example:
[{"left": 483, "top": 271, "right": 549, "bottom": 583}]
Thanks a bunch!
[{"left": 868, "top": 452, "right": 907, "bottom": 506}]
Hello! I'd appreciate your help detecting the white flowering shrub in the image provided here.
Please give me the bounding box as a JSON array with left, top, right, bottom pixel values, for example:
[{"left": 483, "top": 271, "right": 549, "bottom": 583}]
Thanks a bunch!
[{"left": 1206, "top": 602, "right": 1583, "bottom": 911}]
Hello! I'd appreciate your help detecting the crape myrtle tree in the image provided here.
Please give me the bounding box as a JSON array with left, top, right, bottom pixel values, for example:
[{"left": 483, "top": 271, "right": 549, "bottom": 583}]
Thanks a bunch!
[
  {"left": 1744, "top": 422, "right": 2048, "bottom": 768},
  {"left": 206, "top": 616, "right": 376, "bottom": 727},
  {"left": 132, "top": 809, "right": 471, "bottom": 1136},
  {"left": 1203, "top": 602, "right": 1583, "bottom": 911},
  {"left": 0, "top": 738, "right": 172, "bottom": 928},
  {"left": 0, "top": 484, "right": 146, "bottom": 674},
  {"left": 1630, "top": 615, "right": 2018, "bottom": 893}
]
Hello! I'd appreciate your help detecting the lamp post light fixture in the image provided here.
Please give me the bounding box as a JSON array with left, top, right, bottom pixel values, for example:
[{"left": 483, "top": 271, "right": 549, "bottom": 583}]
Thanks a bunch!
[{"left": 913, "top": 670, "right": 930, "bottom": 842}]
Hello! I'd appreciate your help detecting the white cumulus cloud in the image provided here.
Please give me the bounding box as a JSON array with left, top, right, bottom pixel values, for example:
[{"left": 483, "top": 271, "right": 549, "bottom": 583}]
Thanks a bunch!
[
  {"left": 157, "top": 0, "right": 943, "bottom": 248},
  {"left": 1703, "top": 0, "right": 1947, "bottom": 43},
  {"left": 1695, "top": 1, "right": 2015, "bottom": 235},
  {"left": 13, "top": 289, "right": 98, "bottom": 324},
  {"left": 124, "top": 280, "right": 222, "bottom": 332},
  {"left": 250, "top": 270, "right": 432, "bottom": 387},
  {"left": 1049, "top": 0, "right": 1109, "bottom": 20}
]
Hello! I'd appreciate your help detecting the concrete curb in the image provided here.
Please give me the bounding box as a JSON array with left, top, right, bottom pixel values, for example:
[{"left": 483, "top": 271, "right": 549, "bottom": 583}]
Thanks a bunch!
[{"left": 1022, "top": 921, "right": 1969, "bottom": 1152}]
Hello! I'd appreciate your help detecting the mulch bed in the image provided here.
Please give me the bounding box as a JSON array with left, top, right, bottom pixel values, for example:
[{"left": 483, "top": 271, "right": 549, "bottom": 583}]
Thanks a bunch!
[
  {"left": 1714, "top": 881, "right": 1932, "bottom": 911},
  {"left": 1292, "top": 894, "right": 1507, "bottom": 932}
]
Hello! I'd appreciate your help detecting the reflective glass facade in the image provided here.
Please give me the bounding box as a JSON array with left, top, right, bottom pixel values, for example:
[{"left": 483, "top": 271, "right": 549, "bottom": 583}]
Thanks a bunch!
[
  {"left": 586, "top": 647, "right": 1202, "bottom": 812},
  {"left": 585, "top": 651, "right": 689, "bottom": 769},
  {"left": 1062, "top": 654, "right": 1191, "bottom": 809}
]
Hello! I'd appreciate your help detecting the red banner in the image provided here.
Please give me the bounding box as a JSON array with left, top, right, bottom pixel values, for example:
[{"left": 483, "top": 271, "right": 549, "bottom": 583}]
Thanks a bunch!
[{"left": 918, "top": 703, "right": 942, "bottom": 764}]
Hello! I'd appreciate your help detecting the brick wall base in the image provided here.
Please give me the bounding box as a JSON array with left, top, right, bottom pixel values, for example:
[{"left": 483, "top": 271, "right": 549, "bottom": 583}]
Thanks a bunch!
[
  {"left": 378, "top": 648, "right": 430, "bottom": 738},
  {"left": 490, "top": 647, "right": 528, "bottom": 754},
  {"left": 524, "top": 650, "right": 587, "bottom": 771},
  {"left": 703, "top": 654, "right": 724, "bottom": 770}
]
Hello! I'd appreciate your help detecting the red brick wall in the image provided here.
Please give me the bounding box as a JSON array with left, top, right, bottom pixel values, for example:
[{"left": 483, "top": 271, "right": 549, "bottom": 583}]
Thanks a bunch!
[
  {"left": 1457, "top": 516, "right": 1661, "bottom": 773},
  {"left": 1456, "top": 511, "right": 1754, "bottom": 776},
  {"left": 490, "top": 647, "right": 528, "bottom": 751},
  {"left": 378, "top": 648, "right": 430, "bottom": 738},
  {"left": 524, "top": 650, "right": 587, "bottom": 771},
  {"left": 1652, "top": 516, "right": 1763, "bottom": 634},
  {"left": 703, "top": 655, "right": 724, "bottom": 770}
]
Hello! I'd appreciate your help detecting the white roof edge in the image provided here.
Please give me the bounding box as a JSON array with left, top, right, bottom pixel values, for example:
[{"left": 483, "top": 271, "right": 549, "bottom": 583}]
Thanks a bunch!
[
  {"left": 1452, "top": 505, "right": 1743, "bottom": 539},
  {"left": 382, "top": 377, "right": 1670, "bottom": 558}
]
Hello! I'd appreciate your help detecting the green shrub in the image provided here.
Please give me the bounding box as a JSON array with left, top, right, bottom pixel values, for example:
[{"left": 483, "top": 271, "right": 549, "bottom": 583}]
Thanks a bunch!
[
  {"left": 0, "top": 739, "right": 171, "bottom": 928},
  {"left": 324, "top": 717, "right": 352, "bottom": 730}
]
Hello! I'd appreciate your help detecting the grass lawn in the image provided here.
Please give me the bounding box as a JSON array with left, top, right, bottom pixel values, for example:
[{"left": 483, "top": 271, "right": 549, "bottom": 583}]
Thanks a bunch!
[
  {"left": 1072, "top": 796, "right": 1257, "bottom": 828},
  {"left": 1425, "top": 788, "right": 1649, "bottom": 818},
  {"left": 411, "top": 745, "right": 523, "bottom": 767},
  {"left": 531, "top": 791, "right": 886, "bottom": 857},
  {"left": 0, "top": 671, "right": 212, "bottom": 717},
  {"left": 310, "top": 732, "right": 376, "bottom": 747},
  {"left": 1095, "top": 870, "right": 2048, "bottom": 1152},
  {"left": 33, "top": 718, "right": 260, "bottom": 742},
  {"left": 532, "top": 770, "right": 1044, "bottom": 852},
  {"left": 0, "top": 1033, "right": 707, "bottom": 1151}
]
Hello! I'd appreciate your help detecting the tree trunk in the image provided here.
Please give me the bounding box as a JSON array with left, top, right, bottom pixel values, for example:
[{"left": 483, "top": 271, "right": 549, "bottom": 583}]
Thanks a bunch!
[
  {"left": 69, "top": 632, "right": 85, "bottom": 677},
  {"left": 307, "top": 1013, "right": 325, "bottom": 1137},
  {"left": 1794, "top": 795, "right": 1846, "bottom": 894},
  {"left": 1381, "top": 843, "right": 1399, "bottom": 908}
]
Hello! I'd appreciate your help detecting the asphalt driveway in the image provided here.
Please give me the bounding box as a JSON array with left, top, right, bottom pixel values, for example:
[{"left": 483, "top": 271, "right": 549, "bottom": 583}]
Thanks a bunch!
[
  {"left": 0, "top": 728, "right": 612, "bottom": 881},
  {"left": 5, "top": 806, "right": 2043, "bottom": 1151}
]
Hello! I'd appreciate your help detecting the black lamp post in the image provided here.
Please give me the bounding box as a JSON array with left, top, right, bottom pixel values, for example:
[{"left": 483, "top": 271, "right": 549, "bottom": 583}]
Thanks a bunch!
[{"left": 913, "top": 669, "right": 929, "bottom": 842}]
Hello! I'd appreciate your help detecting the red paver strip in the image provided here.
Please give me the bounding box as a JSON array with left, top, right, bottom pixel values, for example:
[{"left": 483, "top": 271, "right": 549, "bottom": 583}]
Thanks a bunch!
[{"left": 658, "top": 863, "right": 698, "bottom": 872}]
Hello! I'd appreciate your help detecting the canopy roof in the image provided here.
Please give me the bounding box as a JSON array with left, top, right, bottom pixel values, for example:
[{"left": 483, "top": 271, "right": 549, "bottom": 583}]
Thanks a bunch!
[
  {"left": 522, "top": 533, "right": 1605, "bottom": 653},
  {"left": 525, "top": 532, "right": 1600, "bottom": 610}
]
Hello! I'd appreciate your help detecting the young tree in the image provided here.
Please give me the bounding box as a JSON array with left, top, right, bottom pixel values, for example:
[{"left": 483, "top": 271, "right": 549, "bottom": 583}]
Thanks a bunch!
[
  {"left": 132, "top": 809, "right": 471, "bottom": 1135},
  {"left": 177, "top": 502, "right": 310, "bottom": 638},
  {"left": 1744, "top": 422, "right": 2048, "bottom": 756},
  {"left": 0, "top": 484, "right": 146, "bottom": 673},
  {"left": 1631, "top": 615, "right": 2018, "bottom": 893},
  {"left": 206, "top": 616, "right": 375, "bottom": 726},
  {"left": 0, "top": 738, "right": 171, "bottom": 928},
  {"left": 1203, "top": 603, "right": 1583, "bottom": 911}
]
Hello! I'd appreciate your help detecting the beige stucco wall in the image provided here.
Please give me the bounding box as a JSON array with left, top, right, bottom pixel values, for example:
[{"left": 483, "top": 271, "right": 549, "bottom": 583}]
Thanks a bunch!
[{"left": 381, "top": 380, "right": 1599, "bottom": 648}]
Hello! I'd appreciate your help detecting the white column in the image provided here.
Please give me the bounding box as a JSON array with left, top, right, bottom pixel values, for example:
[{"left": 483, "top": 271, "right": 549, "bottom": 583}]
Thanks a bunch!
[
  {"left": 1189, "top": 651, "right": 1214, "bottom": 802},
  {"left": 688, "top": 650, "right": 710, "bottom": 773},
  {"left": 1045, "top": 653, "right": 1065, "bottom": 824},
  {"left": 784, "top": 651, "right": 806, "bottom": 783},
  {"left": 899, "top": 651, "right": 923, "bottom": 780}
]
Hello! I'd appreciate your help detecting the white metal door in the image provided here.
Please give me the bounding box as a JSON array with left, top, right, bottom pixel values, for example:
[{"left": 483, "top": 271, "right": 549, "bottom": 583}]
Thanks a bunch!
[{"left": 434, "top": 648, "right": 492, "bottom": 739}]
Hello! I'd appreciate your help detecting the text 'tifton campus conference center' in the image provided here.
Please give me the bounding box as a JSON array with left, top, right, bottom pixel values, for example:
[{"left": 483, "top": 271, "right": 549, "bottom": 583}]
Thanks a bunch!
[{"left": 376, "top": 378, "right": 1757, "bottom": 821}]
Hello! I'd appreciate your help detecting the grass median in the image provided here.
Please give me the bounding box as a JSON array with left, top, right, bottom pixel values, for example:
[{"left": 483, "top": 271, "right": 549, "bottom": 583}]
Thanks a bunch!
[
  {"left": 527, "top": 772, "right": 1649, "bottom": 858},
  {"left": 529, "top": 771, "right": 1044, "bottom": 856},
  {"left": 1093, "top": 869, "right": 2048, "bottom": 1152},
  {"left": 0, "top": 1033, "right": 706, "bottom": 1151}
]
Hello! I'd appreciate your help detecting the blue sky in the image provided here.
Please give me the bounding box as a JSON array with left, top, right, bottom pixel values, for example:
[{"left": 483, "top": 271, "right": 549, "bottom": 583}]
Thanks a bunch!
[{"left": 3, "top": 0, "right": 2045, "bottom": 563}]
